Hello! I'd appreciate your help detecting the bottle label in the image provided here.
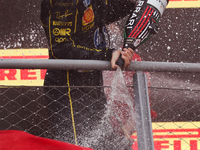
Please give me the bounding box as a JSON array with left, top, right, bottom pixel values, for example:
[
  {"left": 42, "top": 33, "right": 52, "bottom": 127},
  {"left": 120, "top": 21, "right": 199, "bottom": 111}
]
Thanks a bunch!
[{"left": 147, "top": 0, "right": 168, "bottom": 16}]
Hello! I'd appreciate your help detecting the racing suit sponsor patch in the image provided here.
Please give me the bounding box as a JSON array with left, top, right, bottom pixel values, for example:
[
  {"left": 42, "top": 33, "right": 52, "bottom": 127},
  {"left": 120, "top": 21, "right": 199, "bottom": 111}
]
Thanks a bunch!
[
  {"left": 83, "top": 0, "right": 91, "bottom": 7},
  {"left": 82, "top": 5, "right": 94, "bottom": 26},
  {"left": 94, "top": 27, "right": 106, "bottom": 49}
]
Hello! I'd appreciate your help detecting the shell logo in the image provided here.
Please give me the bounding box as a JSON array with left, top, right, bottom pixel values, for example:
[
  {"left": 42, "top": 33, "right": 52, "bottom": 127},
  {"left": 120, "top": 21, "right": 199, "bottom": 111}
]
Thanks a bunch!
[{"left": 82, "top": 6, "right": 94, "bottom": 26}]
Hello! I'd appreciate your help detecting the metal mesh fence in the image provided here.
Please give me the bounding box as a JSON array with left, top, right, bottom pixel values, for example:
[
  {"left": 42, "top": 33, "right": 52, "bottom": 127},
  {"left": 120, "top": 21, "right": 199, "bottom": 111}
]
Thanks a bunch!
[
  {"left": 1, "top": 71, "right": 200, "bottom": 149},
  {"left": 145, "top": 72, "right": 200, "bottom": 150},
  {"left": 150, "top": 87, "right": 200, "bottom": 148},
  {"left": 0, "top": 85, "right": 134, "bottom": 149},
  {"left": 0, "top": 86, "right": 106, "bottom": 141},
  {"left": 150, "top": 87, "right": 200, "bottom": 122}
]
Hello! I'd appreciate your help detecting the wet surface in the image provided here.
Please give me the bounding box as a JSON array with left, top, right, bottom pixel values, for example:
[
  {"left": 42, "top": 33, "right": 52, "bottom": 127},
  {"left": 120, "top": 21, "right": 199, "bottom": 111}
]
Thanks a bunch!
[
  {"left": 150, "top": 72, "right": 200, "bottom": 122},
  {"left": 0, "top": 0, "right": 200, "bottom": 139}
]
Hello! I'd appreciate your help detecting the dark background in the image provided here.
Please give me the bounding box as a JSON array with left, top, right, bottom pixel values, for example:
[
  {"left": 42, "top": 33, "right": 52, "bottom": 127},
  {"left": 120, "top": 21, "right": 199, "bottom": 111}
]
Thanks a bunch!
[
  {"left": 0, "top": 0, "right": 200, "bottom": 122},
  {"left": 0, "top": 1, "right": 199, "bottom": 63}
]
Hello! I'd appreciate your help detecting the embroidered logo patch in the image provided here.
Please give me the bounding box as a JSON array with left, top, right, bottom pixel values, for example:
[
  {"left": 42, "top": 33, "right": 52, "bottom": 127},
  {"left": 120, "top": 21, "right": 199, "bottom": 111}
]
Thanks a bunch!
[
  {"left": 82, "top": 5, "right": 94, "bottom": 26},
  {"left": 83, "top": 0, "right": 90, "bottom": 7}
]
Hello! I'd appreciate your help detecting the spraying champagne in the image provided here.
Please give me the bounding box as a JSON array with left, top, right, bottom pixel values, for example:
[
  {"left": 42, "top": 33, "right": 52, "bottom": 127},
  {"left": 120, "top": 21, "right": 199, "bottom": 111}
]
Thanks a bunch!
[{"left": 116, "top": 0, "right": 169, "bottom": 68}]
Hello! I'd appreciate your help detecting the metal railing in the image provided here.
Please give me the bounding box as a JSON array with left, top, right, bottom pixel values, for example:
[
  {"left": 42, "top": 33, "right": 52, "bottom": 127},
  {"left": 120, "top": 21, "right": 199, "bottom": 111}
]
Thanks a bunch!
[
  {"left": 0, "top": 59, "right": 200, "bottom": 72},
  {"left": 1, "top": 59, "right": 200, "bottom": 150}
]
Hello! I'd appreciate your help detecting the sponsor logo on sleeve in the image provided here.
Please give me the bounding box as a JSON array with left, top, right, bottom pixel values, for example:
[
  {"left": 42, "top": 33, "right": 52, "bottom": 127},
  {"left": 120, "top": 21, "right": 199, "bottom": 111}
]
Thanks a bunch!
[{"left": 94, "top": 27, "right": 106, "bottom": 48}]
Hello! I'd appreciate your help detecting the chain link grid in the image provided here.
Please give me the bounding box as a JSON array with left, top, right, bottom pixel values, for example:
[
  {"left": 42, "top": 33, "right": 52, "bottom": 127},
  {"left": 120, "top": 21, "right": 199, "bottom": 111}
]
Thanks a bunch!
[
  {"left": 2, "top": 80, "right": 200, "bottom": 149},
  {"left": 150, "top": 87, "right": 200, "bottom": 149},
  {"left": 0, "top": 86, "right": 106, "bottom": 140},
  {"left": 0, "top": 86, "right": 135, "bottom": 149},
  {"left": 150, "top": 87, "right": 200, "bottom": 122}
]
